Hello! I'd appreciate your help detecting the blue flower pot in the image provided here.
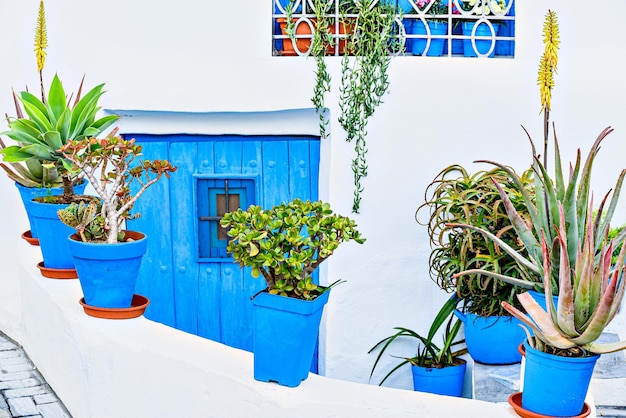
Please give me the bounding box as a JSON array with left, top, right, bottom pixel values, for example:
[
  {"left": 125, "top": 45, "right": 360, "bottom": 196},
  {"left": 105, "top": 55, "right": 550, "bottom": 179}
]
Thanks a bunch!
[
  {"left": 380, "top": 0, "right": 415, "bottom": 14},
  {"left": 411, "top": 360, "right": 466, "bottom": 397},
  {"left": 454, "top": 310, "right": 525, "bottom": 364},
  {"left": 522, "top": 341, "right": 598, "bottom": 417},
  {"left": 251, "top": 289, "right": 330, "bottom": 387},
  {"left": 462, "top": 21, "right": 500, "bottom": 57},
  {"left": 15, "top": 180, "right": 87, "bottom": 239},
  {"left": 29, "top": 200, "right": 79, "bottom": 269},
  {"left": 68, "top": 231, "right": 148, "bottom": 308},
  {"left": 407, "top": 20, "right": 448, "bottom": 56}
]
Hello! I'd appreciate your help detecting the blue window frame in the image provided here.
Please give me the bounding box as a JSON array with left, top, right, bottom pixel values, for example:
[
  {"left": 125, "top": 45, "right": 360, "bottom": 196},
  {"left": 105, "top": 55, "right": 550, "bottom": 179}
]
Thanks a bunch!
[{"left": 196, "top": 177, "right": 256, "bottom": 260}]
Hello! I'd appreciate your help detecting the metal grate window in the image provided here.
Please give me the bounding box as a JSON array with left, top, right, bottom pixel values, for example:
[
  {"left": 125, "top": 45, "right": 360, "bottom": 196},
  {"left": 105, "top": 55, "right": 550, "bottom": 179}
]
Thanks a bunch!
[
  {"left": 196, "top": 178, "right": 256, "bottom": 260},
  {"left": 272, "top": 0, "right": 515, "bottom": 58}
]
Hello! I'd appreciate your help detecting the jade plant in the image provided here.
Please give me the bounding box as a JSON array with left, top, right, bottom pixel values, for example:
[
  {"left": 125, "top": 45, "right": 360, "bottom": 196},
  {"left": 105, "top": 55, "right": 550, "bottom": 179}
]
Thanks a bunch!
[
  {"left": 502, "top": 204, "right": 626, "bottom": 356},
  {"left": 369, "top": 295, "right": 466, "bottom": 385},
  {"left": 220, "top": 198, "right": 366, "bottom": 300},
  {"left": 416, "top": 164, "right": 534, "bottom": 316},
  {"left": 57, "top": 136, "right": 177, "bottom": 243}
]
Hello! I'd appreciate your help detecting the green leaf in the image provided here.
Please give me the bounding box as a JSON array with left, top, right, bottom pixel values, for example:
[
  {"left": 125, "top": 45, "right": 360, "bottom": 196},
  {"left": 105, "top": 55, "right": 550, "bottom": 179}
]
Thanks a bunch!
[
  {"left": 47, "top": 74, "right": 67, "bottom": 122},
  {"left": 42, "top": 131, "right": 63, "bottom": 152},
  {"left": 20, "top": 144, "right": 53, "bottom": 160},
  {"left": 1, "top": 145, "right": 34, "bottom": 162}
]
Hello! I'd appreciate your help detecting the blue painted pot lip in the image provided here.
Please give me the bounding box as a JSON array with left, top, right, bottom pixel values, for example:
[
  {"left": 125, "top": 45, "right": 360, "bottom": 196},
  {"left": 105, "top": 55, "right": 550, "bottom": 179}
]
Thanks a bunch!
[
  {"left": 252, "top": 287, "right": 330, "bottom": 313},
  {"left": 523, "top": 340, "right": 600, "bottom": 363},
  {"left": 67, "top": 231, "right": 148, "bottom": 260},
  {"left": 410, "top": 358, "right": 467, "bottom": 373}
]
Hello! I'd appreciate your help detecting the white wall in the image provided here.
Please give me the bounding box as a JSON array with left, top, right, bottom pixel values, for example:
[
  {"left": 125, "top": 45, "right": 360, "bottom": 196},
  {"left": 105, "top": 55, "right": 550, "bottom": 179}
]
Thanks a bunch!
[{"left": 0, "top": 0, "right": 625, "bottom": 397}]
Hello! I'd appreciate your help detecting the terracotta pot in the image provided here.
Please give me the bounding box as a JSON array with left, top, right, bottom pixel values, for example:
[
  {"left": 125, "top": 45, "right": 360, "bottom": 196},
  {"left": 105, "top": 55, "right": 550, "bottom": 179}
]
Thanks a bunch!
[{"left": 276, "top": 17, "right": 356, "bottom": 56}]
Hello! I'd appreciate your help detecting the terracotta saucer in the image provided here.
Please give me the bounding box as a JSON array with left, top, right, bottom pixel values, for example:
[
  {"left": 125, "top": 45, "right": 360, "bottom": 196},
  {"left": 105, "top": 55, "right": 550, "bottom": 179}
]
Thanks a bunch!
[
  {"left": 36, "top": 261, "right": 78, "bottom": 279},
  {"left": 79, "top": 294, "right": 150, "bottom": 320},
  {"left": 508, "top": 392, "right": 590, "bottom": 418},
  {"left": 21, "top": 230, "right": 40, "bottom": 246}
]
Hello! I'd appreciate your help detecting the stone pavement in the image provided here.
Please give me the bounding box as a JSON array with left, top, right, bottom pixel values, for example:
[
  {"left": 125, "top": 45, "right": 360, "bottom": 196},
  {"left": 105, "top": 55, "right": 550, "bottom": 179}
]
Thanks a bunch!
[{"left": 0, "top": 332, "right": 71, "bottom": 418}]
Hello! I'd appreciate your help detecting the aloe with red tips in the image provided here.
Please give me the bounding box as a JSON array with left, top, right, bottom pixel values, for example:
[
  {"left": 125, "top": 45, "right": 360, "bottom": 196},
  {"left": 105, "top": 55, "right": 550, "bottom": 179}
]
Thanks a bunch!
[{"left": 502, "top": 203, "right": 626, "bottom": 355}]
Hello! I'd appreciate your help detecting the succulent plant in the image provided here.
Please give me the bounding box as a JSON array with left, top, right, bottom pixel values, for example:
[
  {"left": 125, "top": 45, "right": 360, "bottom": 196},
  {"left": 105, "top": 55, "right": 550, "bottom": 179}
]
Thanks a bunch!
[
  {"left": 58, "top": 136, "right": 177, "bottom": 243},
  {"left": 220, "top": 199, "right": 365, "bottom": 300},
  {"left": 450, "top": 126, "right": 626, "bottom": 294},
  {"left": 502, "top": 203, "right": 626, "bottom": 355}
]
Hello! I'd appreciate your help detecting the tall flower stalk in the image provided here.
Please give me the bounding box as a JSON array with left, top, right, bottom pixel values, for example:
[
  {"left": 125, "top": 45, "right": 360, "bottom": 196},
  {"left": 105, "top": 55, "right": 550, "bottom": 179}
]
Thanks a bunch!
[
  {"left": 537, "top": 9, "right": 559, "bottom": 167},
  {"left": 34, "top": 0, "right": 48, "bottom": 103}
]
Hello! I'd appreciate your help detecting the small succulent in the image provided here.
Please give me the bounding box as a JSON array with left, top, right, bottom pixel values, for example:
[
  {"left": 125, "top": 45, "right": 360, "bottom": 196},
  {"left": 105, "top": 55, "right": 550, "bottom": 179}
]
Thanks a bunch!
[
  {"left": 502, "top": 204, "right": 626, "bottom": 355},
  {"left": 220, "top": 199, "right": 366, "bottom": 300}
]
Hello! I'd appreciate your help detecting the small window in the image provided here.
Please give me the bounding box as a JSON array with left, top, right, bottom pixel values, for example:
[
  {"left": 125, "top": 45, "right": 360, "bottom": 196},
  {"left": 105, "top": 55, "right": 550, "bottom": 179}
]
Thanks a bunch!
[
  {"left": 196, "top": 178, "right": 256, "bottom": 260},
  {"left": 272, "top": 0, "right": 515, "bottom": 58}
]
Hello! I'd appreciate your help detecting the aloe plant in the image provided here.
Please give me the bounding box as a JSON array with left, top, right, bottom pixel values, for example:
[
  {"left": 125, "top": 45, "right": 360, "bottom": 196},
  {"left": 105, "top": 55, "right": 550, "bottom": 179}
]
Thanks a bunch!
[
  {"left": 369, "top": 296, "right": 466, "bottom": 385},
  {"left": 502, "top": 204, "right": 626, "bottom": 355},
  {"left": 450, "top": 127, "right": 626, "bottom": 293},
  {"left": 416, "top": 164, "right": 534, "bottom": 316},
  {"left": 220, "top": 199, "right": 365, "bottom": 300},
  {"left": 1, "top": 74, "right": 119, "bottom": 198}
]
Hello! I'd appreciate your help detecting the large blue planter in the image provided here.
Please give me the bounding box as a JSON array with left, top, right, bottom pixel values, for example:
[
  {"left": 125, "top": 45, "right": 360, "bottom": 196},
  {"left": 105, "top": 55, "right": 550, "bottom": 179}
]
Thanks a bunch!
[
  {"left": 522, "top": 340, "right": 598, "bottom": 416},
  {"left": 411, "top": 360, "right": 466, "bottom": 397},
  {"left": 462, "top": 21, "right": 500, "bottom": 57},
  {"left": 455, "top": 310, "right": 525, "bottom": 364},
  {"left": 15, "top": 180, "right": 87, "bottom": 240},
  {"left": 29, "top": 200, "right": 78, "bottom": 270},
  {"left": 251, "top": 289, "right": 330, "bottom": 387},
  {"left": 407, "top": 20, "right": 448, "bottom": 56},
  {"left": 68, "top": 231, "right": 148, "bottom": 308}
]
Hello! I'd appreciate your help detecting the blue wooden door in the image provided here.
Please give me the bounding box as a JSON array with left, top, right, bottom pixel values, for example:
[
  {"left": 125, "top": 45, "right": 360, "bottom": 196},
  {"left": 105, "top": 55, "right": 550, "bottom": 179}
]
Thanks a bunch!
[{"left": 127, "top": 134, "right": 320, "bottom": 353}]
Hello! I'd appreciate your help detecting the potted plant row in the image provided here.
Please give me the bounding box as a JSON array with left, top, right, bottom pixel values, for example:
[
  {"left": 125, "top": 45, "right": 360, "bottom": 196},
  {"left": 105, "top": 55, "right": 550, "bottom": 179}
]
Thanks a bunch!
[
  {"left": 369, "top": 295, "right": 467, "bottom": 397},
  {"left": 220, "top": 198, "right": 365, "bottom": 387}
]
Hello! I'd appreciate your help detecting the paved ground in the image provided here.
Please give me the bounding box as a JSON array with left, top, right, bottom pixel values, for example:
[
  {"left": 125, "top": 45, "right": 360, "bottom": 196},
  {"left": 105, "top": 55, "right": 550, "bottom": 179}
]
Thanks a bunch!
[{"left": 0, "top": 332, "right": 71, "bottom": 418}]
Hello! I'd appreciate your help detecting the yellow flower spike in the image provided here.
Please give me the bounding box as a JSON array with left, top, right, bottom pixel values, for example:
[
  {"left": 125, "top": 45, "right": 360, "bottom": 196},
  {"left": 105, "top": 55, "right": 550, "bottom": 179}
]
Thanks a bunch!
[
  {"left": 34, "top": 0, "right": 47, "bottom": 73},
  {"left": 538, "top": 9, "right": 559, "bottom": 113}
]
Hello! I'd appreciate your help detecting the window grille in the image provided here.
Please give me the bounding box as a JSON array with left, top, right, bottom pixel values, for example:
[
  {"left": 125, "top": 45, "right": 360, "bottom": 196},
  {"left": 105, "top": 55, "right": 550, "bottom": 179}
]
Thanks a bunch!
[{"left": 272, "top": 0, "right": 515, "bottom": 58}]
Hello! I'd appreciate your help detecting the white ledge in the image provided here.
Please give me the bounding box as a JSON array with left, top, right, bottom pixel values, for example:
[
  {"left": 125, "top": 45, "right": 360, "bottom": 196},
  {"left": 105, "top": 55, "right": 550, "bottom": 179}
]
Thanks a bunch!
[{"left": 9, "top": 244, "right": 519, "bottom": 418}]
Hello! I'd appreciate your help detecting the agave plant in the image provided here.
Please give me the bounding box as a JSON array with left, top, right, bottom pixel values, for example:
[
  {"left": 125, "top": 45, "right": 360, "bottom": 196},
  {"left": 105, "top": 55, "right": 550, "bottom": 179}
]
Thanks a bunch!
[
  {"left": 450, "top": 126, "right": 626, "bottom": 294},
  {"left": 502, "top": 204, "right": 626, "bottom": 355},
  {"left": 368, "top": 296, "right": 466, "bottom": 385},
  {"left": 1, "top": 74, "right": 119, "bottom": 198}
]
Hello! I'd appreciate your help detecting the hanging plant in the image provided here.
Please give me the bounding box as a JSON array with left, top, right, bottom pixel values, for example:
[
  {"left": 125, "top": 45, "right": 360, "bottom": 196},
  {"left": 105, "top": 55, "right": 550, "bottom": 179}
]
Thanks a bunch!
[{"left": 339, "top": 0, "right": 402, "bottom": 213}]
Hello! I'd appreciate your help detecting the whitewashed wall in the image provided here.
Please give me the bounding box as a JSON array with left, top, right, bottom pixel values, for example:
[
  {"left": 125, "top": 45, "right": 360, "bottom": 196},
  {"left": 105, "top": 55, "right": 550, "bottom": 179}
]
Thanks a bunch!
[{"left": 0, "top": 0, "right": 625, "bottom": 402}]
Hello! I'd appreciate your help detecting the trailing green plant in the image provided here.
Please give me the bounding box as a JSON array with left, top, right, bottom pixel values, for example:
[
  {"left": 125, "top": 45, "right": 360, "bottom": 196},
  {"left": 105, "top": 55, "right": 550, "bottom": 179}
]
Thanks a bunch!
[
  {"left": 368, "top": 296, "right": 466, "bottom": 385},
  {"left": 416, "top": 164, "right": 534, "bottom": 316},
  {"left": 340, "top": 0, "right": 402, "bottom": 213},
  {"left": 57, "top": 136, "right": 177, "bottom": 243},
  {"left": 502, "top": 204, "right": 626, "bottom": 356},
  {"left": 220, "top": 198, "right": 366, "bottom": 300}
]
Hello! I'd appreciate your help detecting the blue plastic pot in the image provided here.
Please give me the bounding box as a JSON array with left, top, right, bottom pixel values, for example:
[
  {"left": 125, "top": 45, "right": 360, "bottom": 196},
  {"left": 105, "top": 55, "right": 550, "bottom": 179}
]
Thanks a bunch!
[
  {"left": 462, "top": 21, "right": 500, "bottom": 57},
  {"left": 251, "top": 289, "right": 330, "bottom": 387},
  {"left": 522, "top": 340, "right": 598, "bottom": 416},
  {"left": 454, "top": 310, "right": 525, "bottom": 364},
  {"left": 380, "top": 0, "right": 415, "bottom": 14},
  {"left": 15, "top": 180, "right": 87, "bottom": 239},
  {"left": 411, "top": 360, "right": 466, "bottom": 397},
  {"left": 29, "top": 200, "right": 79, "bottom": 269},
  {"left": 68, "top": 231, "right": 148, "bottom": 308},
  {"left": 407, "top": 20, "right": 448, "bottom": 56}
]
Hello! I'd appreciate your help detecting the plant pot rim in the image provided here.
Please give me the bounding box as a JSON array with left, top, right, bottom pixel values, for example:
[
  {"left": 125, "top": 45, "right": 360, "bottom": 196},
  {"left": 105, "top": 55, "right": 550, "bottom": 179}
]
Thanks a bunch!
[
  {"left": 79, "top": 294, "right": 149, "bottom": 319},
  {"left": 508, "top": 392, "right": 591, "bottom": 418},
  {"left": 523, "top": 340, "right": 600, "bottom": 362}
]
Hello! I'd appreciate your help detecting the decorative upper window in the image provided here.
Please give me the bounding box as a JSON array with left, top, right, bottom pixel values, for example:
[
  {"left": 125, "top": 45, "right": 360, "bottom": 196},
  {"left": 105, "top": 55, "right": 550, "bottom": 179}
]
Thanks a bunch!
[{"left": 272, "top": 0, "right": 515, "bottom": 58}]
